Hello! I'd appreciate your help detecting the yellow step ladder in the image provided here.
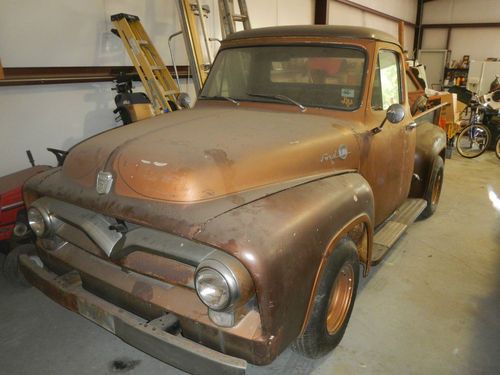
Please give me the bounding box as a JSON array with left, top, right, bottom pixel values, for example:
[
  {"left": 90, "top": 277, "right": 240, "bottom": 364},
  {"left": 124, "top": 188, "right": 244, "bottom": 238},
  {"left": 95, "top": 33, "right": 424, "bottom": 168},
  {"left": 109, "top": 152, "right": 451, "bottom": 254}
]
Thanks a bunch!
[{"left": 111, "top": 13, "right": 180, "bottom": 115}]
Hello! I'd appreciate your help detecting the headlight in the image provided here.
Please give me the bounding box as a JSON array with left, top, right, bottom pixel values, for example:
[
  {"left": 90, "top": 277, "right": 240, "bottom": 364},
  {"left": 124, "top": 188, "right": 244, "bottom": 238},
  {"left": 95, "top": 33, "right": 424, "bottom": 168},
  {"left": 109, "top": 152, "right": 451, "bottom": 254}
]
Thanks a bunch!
[
  {"left": 195, "top": 268, "right": 231, "bottom": 310},
  {"left": 195, "top": 254, "right": 255, "bottom": 321},
  {"left": 27, "top": 207, "right": 49, "bottom": 237}
]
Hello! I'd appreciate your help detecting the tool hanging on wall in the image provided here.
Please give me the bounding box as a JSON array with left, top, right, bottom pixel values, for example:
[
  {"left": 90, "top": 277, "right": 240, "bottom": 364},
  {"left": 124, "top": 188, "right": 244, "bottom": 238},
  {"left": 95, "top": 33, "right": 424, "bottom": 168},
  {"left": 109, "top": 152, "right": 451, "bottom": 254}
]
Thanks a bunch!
[
  {"left": 218, "top": 0, "right": 251, "bottom": 39},
  {"left": 111, "top": 13, "right": 181, "bottom": 115}
]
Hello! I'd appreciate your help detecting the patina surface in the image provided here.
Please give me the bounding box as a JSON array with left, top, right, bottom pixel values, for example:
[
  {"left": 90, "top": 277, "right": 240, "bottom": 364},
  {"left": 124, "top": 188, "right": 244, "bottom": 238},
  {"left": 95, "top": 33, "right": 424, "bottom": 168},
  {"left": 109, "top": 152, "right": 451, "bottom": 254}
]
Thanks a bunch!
[{"left": 22, "top": 25, "right": 446, "bottom": 370}]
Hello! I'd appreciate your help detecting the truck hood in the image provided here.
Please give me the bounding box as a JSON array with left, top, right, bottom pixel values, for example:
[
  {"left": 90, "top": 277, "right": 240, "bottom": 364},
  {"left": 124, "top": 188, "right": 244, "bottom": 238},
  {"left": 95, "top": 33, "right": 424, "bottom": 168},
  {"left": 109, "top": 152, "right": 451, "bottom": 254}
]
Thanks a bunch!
[{"left": 62, "top": 106, "right": 360, "bottom": 203}]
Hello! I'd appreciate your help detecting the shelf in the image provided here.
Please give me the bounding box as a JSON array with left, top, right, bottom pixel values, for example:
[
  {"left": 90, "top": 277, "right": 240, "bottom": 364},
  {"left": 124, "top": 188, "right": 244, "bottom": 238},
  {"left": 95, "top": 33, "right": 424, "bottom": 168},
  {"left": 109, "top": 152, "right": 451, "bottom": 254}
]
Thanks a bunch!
[{"left": 0, "top": 66, "right": 190, "bottom": 86}]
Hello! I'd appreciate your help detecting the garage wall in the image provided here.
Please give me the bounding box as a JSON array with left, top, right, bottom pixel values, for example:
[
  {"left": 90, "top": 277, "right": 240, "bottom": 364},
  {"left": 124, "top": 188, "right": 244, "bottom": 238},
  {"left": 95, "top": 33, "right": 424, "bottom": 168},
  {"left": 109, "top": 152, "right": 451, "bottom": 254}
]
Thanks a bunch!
[
  {"left": 246, "top": 0, "right": 315, "bottom": 27},
  {"left": 0, "top": 0, "right": 208, "bottom": 176},
  {"left": 0, "top": 0, "right": 413, "bottom": 176},
  {"left": 328, "top": 0, "right": 416, "bottom": 56},
  {"left": 0, "top": 0, "right": 318, "bottom": 176},
  {"left": 421, "top": 0, "right": 500, "bottom": 62}
]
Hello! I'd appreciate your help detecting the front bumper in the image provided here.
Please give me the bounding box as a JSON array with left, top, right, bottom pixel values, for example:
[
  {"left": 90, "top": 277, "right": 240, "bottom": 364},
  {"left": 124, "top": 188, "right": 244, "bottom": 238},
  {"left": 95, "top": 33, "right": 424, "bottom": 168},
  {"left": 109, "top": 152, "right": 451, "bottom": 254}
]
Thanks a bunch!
[{"left": 19, "top": 255, "right": 247, "bottom": 375}]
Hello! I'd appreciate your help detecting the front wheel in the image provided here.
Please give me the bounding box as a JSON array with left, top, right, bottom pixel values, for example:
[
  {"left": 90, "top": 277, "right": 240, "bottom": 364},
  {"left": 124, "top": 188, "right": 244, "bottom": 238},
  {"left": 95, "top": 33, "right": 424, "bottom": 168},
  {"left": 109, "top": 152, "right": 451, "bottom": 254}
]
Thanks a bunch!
[
  {"left": 3, "top": 243, "right": 38, "bottom": 287},
  {"left": 495, "top": 136, "right": 500, "bottom": 159},
  {"left": 420, "top": 156, "right": 444, "bottom": 219},
  {"left": 456, "top": 124, "right": 491, "bottom": 158},
  {"left": 292, "top": 238, "right": 359, "bottom": 358}
]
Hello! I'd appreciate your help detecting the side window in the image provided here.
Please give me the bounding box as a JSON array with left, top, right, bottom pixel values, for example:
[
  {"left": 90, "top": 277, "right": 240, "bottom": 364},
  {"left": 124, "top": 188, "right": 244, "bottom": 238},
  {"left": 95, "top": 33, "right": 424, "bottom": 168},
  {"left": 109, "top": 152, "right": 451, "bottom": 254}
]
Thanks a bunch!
[{"left": 371, "top": 50, "right": 402, "bottom": 110}]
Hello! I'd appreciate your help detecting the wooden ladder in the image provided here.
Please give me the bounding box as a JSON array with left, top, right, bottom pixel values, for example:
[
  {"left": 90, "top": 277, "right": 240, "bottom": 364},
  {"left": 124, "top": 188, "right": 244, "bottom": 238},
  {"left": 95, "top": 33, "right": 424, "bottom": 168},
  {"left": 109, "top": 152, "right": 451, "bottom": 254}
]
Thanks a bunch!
[
  {"left": 111, "top": 13, "right": 180, "bottom": 115},
  {"left": 218, "top": 0, "right": 251, "bottom": 39},
  {"left": 176, "top": 0, "right": 212, "bottom": 93}
]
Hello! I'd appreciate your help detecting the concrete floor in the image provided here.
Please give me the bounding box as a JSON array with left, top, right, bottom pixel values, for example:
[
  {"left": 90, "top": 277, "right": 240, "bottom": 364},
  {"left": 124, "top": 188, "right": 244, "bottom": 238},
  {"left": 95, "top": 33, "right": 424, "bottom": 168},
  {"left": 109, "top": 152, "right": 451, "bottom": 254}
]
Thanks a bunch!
[{"left": 1, "top": 152, "right": 499, "bottom": 375}]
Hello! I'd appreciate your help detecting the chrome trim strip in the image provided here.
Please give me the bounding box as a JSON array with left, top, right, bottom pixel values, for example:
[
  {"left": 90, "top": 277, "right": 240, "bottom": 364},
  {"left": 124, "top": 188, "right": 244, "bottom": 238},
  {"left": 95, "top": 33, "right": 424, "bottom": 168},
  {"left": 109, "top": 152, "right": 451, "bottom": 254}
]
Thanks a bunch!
[
  {"left": 32, "top": 197, "right": 123, "bottom": 256},
  {"left": 120, "top": 227, "right": 216, "bottom": 266},
  {"left": 31, "top": 197, "right": 216, "bottom": 265},
  {"left": 0, "top": 201, "right": 24, "bottom": 211}
]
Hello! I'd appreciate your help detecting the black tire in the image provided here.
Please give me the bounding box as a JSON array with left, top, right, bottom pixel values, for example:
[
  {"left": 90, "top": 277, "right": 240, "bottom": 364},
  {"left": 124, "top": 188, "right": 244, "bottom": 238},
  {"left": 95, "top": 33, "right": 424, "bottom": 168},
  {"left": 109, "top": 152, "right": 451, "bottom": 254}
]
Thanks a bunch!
[
  {"left": 495, "top": 136, "right": 500, "bottom": 160},
  {"left": 0, "top": 252, "right": 5, "bottom": 271},
  {"left": 456, "top": 124, "right": 491, "bottom": 158},
  {"left": 3, "top": 243, "right": 37, "bottom": 287},
  {"left": 292, "top": 238, "right": 359, "bottom": 358},
  {"left": 420, "top": 157, "right": 444, "bottom": 219}
]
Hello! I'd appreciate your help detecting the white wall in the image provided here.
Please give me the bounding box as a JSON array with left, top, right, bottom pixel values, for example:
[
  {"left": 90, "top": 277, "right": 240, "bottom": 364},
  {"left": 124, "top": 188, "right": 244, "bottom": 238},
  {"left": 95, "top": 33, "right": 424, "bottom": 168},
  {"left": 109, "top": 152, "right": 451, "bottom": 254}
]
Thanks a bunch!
[
  {"left": 0, "top": 82, "right": 117, "bottom": 170},
  {"left": 421, "top": 0, "right": 500, "bottom": 62},
  {"left": 0, "top": 0, "right": 416, "bottom": 176},
  {"left": 246, "top": 0, "right": 315, "bottom": 27},
  {"left": 328, "top": 0, "right": 416, "bottom": 55},
  {"left": 0, "top": 0, "right": 205, "bottom": 176}
]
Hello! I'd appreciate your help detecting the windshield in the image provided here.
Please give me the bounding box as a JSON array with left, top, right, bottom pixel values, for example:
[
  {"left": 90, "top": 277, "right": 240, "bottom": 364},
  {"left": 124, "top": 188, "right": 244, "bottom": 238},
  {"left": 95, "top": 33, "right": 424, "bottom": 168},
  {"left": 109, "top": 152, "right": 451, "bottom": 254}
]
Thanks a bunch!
[{"left": 200, "top": 45, "right": 366, "bottom": 110}]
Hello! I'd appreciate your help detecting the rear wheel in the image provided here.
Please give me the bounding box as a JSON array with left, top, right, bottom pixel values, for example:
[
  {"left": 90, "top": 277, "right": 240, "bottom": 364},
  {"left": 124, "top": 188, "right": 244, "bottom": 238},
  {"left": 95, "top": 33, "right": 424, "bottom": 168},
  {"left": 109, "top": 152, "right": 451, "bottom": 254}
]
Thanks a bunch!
[
  {"left": 456, "top": 124, "right": 491, "bottom": 158},
  {"left": 496, "top": 136, "right": 500, "bottom": 159},
  {"left": 293, "top": 239, "right": 359, "bottom": 358}
]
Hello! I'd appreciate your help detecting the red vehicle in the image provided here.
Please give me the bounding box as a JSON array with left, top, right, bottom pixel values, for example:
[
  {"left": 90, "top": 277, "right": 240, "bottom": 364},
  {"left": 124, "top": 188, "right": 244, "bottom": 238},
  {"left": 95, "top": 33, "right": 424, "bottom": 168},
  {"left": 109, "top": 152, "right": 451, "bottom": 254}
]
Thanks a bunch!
[
  {"left": 0, "top": 165, "right": 50, "bottom": 244},
  {"left": 1, "top": 149, "right": 66, "bottom": 279}
]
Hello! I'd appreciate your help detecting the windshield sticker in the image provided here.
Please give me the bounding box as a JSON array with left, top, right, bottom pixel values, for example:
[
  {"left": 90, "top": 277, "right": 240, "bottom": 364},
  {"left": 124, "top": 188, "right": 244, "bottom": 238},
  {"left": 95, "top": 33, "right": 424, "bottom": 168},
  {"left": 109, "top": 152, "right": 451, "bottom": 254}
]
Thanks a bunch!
[
  {"left": 341, "top": 88, "right": 355, "bottom": 108},
  {"left": 340, "top": 96, "right": 354, "bottom": 108},
  {"left": 341, "top": 88, "right": 355, "bottom": 98}
]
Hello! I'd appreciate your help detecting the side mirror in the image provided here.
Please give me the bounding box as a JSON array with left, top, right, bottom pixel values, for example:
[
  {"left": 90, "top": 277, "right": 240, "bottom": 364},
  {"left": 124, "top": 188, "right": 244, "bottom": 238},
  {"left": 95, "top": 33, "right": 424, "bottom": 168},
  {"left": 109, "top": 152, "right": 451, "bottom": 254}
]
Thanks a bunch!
[
  {"left": 386, "top": 103, "right": 406, "bottom": 123},
  {"left": 371, "top": 103, "right": 406, "bottom": 134}
]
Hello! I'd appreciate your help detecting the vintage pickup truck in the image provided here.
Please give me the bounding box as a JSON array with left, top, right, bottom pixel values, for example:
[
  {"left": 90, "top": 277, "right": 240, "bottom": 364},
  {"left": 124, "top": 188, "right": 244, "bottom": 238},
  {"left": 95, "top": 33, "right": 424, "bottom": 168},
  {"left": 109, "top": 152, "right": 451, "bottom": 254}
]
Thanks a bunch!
[{"left": 20, "top": 26, "right": 446, "bottom": 374}]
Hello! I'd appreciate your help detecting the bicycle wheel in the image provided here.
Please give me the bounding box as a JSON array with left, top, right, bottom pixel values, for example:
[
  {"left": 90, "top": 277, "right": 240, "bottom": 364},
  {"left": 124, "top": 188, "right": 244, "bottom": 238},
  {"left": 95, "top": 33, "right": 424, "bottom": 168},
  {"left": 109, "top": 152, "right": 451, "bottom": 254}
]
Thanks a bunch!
[
  {"left": 496, "top": 136, "right": 500, "bottom": 159},
  {"left": 456, "top": 124, "right": 491, "bottom": 158}
]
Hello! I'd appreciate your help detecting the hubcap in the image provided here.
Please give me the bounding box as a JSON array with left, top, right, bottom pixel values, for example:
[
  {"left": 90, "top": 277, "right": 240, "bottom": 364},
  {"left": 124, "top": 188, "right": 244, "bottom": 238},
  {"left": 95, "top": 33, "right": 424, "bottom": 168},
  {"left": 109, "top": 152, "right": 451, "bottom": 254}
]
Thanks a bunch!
[{"left": 326, "top": 263, "right": 355, "bottom": 335}]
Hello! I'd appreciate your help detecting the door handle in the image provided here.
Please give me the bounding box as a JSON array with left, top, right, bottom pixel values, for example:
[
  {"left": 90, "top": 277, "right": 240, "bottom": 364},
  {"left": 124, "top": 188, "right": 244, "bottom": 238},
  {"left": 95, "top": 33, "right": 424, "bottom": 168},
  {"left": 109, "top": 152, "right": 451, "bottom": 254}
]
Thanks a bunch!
[{"left": 406, "top": 122, "right": 417, "bottom": 131}]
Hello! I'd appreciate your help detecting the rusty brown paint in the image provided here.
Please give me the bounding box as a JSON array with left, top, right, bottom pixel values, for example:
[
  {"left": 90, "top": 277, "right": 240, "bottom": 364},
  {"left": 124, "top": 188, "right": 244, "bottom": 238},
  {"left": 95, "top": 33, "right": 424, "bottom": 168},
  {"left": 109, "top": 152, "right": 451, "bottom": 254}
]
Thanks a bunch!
[
  {"left": 120, "top": 252, "right": 195, "bottom": 287},
  {"left": 22, "top": 25, "right": 446, "bottom": 368},
  {"left": 299, "top": 214, "right": 372, "bottom": 334},
  {"left": 131, "top": 281, "right": 154, "bottom": 301}
]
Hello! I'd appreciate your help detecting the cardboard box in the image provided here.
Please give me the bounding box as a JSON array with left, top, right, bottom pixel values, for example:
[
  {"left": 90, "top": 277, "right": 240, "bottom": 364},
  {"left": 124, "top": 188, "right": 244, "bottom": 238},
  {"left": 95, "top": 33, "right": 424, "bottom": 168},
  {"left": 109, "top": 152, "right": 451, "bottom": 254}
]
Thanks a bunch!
[{"left": 437, "top": 93, "right": 456, "bottom": 124}]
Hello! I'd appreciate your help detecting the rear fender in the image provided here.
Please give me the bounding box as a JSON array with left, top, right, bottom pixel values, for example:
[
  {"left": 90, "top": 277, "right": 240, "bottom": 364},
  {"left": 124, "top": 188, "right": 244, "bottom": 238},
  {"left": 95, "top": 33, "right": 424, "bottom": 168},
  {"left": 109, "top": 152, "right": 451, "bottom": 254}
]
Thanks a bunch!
[{"left": 194, "top": 172, "right": 374, "bottom": 360}]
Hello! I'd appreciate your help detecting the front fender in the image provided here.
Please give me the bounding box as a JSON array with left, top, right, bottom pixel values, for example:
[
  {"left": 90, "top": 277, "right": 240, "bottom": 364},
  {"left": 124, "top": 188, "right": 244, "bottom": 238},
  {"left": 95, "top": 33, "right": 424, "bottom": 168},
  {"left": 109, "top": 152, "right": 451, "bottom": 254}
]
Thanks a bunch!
[
  {"left": 194, "top": 172, "right": 374, "bottom": 360},
  {"left": 410, "top": 122, "right": 446, "bottom": 198}
]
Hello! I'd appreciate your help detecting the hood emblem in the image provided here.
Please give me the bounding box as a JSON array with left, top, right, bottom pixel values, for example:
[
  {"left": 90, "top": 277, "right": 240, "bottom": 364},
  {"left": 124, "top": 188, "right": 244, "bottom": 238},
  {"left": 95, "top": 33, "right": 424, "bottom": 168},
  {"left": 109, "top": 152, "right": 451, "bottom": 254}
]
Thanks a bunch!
[
  {"left": 320, "top": 144, "right": 350, "bottom": 164},
  {"left": 338, "top": 144, "right": 349, "bottom": 160},
  {"left": 96, "top": 171, "right": 113, "bottom": 195}
]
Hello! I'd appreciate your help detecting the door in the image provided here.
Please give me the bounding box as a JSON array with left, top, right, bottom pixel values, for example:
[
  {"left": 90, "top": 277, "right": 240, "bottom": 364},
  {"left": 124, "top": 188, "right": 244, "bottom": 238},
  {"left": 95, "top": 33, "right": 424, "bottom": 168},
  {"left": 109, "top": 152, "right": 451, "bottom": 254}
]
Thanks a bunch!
[
  {"left": 360, "top": 47, "right": 415, "bottom": 225},
  {"left": 417, "top": 49, "right": 448, "bottom": 91}
]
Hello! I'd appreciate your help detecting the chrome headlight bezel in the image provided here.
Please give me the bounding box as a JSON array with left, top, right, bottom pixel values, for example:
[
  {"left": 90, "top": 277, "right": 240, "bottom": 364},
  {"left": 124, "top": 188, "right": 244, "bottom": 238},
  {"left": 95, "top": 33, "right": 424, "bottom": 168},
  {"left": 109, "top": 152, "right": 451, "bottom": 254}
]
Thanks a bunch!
[
  {"left": 195, "top": 267, "right": 232, "bottom": 311},
  {"left": 27, "top": 205, "right": 53, "bottom": 237},
  {"left": 195, "top": 259, "right": 241, "bottom": 311},
  {"left": 195, "top": 255, "right": 254, "bottom": 313}
]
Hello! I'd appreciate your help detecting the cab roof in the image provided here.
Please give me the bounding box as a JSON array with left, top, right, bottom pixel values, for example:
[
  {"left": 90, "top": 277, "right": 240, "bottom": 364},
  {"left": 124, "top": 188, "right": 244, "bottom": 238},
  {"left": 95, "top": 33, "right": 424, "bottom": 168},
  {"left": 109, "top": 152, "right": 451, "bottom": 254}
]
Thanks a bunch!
[{"left": 224, "top": 25, "right": 400, "bottom": 46}]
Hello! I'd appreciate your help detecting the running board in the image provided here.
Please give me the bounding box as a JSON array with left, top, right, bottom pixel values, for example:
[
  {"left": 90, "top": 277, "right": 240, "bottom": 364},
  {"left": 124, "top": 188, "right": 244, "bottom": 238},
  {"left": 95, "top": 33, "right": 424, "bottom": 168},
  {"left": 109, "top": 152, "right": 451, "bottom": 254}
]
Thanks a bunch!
[{"left": 371, "top": 198, "right": 427, "bottom": 265}]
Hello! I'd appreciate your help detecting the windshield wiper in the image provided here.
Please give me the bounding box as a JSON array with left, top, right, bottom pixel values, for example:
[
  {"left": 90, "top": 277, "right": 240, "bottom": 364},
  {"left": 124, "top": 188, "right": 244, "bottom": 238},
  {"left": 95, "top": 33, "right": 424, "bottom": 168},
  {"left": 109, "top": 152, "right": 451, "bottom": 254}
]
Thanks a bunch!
[
  {"left": 246, "top": 93, "right": 306, "bottom": 112},
  {"left": 199, "top": 95, "right": 240, "bottom": 106}
]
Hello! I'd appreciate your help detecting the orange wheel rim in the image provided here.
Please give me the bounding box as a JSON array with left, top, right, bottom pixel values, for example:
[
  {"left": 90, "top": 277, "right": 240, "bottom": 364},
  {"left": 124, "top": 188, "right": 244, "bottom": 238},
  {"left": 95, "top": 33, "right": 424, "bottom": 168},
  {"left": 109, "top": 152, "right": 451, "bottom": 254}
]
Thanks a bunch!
[
  {"left": 431, "top": 171, "right": 443, "bottom": 206},
  {"left": 326, "top": 263, "right": 355, "bottom": 335}
]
